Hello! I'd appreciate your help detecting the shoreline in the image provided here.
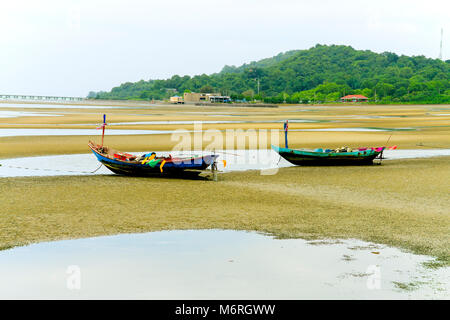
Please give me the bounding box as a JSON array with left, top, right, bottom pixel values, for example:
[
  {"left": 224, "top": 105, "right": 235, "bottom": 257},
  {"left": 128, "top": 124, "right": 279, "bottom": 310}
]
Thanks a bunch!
[{"left": 2, "top": 99, "right": 449, "bottom": 107}]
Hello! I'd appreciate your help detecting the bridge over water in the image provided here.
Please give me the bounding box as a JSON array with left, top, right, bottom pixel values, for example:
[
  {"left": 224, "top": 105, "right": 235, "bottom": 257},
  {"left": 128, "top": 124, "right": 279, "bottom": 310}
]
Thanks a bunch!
[{"left": 0, "top": 94, "right": 85, "bottom": 102}]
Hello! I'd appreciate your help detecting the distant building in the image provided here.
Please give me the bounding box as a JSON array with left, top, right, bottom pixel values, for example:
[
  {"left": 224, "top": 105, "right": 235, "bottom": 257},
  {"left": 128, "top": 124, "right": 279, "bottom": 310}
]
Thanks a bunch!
[
  {"left": 184, "top": 92, "right": 230, "bottom": 103},
  {"left": 183, "top": 92, "right": 212, "bottom": 103},
  {"left": 341, "top": 95, "right": 369, "bottom": 102},
  {"left": 209, "top": 95, "right": 231, "bottom": 103},
  {"left": 169, "top": 96, "right": 184, "bottom": 104}
]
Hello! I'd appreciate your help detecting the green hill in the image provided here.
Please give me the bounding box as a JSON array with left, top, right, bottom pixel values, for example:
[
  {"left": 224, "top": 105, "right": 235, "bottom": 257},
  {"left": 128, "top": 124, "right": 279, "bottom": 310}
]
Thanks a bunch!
[
  {"left": 218, "top": 50, "right": 299, "bottom": 74},
  {"left": 93, "top": 44, "right": 450, "bottom": 104}
]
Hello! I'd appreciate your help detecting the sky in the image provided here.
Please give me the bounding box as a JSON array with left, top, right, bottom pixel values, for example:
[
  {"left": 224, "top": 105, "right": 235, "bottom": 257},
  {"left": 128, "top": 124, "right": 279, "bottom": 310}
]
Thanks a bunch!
[{"left": 0, "top": 0, "right": 449, "bottom": 97}]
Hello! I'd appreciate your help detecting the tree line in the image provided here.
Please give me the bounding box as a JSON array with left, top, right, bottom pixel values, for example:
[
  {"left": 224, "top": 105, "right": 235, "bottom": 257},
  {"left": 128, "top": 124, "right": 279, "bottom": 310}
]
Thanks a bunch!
[{"left": 90, "top": 44, "right": 450, "bottom": 104}]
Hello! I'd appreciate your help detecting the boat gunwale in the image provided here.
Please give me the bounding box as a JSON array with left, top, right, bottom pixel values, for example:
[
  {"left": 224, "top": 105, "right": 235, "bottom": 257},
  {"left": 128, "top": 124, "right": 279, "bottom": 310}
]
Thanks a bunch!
[
  {"left": 88, "top": 141, "right": 215, "bottom": 166},
  {"left": 271, "top": 145, "right": 383, "bottom": 158}
]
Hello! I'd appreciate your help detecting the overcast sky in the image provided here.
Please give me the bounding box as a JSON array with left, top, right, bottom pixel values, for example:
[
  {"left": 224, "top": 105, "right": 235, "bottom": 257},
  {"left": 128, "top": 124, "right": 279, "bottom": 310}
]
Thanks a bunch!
[{"left": 1, "top": 0, "right": 449, "bottom": 97}]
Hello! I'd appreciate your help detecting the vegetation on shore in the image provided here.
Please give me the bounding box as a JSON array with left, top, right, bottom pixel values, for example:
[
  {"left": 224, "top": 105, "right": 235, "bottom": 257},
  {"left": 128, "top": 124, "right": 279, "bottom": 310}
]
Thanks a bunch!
[{"left": 91, "top": 44, "right": 450, "bottom": 104}]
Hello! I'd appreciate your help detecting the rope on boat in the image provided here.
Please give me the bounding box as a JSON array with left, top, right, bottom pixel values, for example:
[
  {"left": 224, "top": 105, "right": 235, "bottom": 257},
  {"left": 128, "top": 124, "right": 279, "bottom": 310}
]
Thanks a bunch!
[
  {"left": 0, "top": 163, "right": 104, "bottom": 175},
  {"left": 276, "top": 155, "right": 282, "bottom": 166},
  {"left": 89, "top": 163, "right": 104, "bottom": 173},
  {"left": 212, "top": 150, "right": 242, "bottom": 157}
]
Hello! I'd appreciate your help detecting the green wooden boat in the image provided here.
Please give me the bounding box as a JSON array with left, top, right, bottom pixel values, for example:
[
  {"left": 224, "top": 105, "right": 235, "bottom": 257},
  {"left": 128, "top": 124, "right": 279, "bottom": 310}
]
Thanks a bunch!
[
  {"left": 273, "top": 120, "right": 385, "bottom": 165},
  {"left": 271, "top": 145, "right": 384, "bottom": 166}
]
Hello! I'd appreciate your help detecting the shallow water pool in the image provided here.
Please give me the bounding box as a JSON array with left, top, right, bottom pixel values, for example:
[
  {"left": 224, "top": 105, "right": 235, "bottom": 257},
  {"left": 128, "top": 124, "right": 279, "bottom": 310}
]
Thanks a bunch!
[
  {"left": 1, "top": 149, "right": 449, "bottom": 178},
  {"left": 0, "top": 128, "right": 183, "bottom": 137},
  {"left": 0, "top": 111, "right": 62, "bottom": 118},
  {"left": 0, "top": 230, "right": 447, "bottom": 299}
]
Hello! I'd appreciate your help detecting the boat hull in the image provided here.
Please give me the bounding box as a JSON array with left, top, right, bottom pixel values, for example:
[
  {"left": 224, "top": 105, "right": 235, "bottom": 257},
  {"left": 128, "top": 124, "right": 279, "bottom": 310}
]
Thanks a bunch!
[{"left": 272, "top": 145, "right": 382, "bottom": 166}]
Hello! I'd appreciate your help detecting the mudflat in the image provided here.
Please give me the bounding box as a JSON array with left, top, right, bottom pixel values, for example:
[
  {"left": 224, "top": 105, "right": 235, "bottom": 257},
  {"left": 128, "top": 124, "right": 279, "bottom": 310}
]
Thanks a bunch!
[
  {"left": 0, "top": 102, "right": 449, "bottom": 267},
  {"left": 1, "top": 102, "right": 449, "bottom": 158}
]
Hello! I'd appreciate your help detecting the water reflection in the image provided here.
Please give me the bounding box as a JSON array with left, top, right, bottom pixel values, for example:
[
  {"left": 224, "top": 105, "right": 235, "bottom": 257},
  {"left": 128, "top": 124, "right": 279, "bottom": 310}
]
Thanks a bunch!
[{"left": 0, "top": 230, "right": 447, "bottom": 299}]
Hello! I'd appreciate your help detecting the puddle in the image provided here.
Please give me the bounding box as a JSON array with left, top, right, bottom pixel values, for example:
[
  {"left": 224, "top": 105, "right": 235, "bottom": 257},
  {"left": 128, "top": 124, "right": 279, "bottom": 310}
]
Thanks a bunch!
[
  {"left": 382, "top": 149, "right": 450, "bottom": 160},
  {"left": 0, "top": 111, "right": 62, "bottom": 118},
  {"left": 0, "top": 153, "right": 113, "bottom": 177},
  {"left": 206, "top": 114, "right": 248, "bottom": 117},
  {"left": 336, "top": 115, "right": 410, "bottom": 119},
  {"left": 108, "top": 119, "right": 318, "bottom": 125},
  {"left": 0, "top": 128, "right": 185, "bottom": 137},
  {"left": 0, "top": 230, "right": 446, "bottom": 299},
  {"left": 292, "top": 127, "right": 416, "bottom": 132},
  {"left": 1, "top": 149, "right": 449, "bottom": 178},
  {"left": 0, "top": 103, "right": 125, "bottom": 109},
  {"left": 0, "top": 126, "right": 418, "bottom": 136},
  {"left": 365, "top": 127, "right": 416, "bottom": 132},
  {"left": 0, "top": 123, "right": 353, "bottom": 137}
]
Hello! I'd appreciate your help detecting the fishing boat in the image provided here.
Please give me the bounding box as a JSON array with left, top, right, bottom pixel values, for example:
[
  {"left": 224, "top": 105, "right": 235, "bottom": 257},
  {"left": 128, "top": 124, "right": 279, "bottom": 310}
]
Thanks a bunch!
[
  {"left": 271, "top": 145, "right": 384, "bottom": 166},
  {"left": 88, "top": 141, "right": 219, "bottom": 176},
  {"left": 272, "top": 120, "right": 389, "bottom": 166},
  {"left": 88, "top": 115, "right": 218, "bottom": 176}
]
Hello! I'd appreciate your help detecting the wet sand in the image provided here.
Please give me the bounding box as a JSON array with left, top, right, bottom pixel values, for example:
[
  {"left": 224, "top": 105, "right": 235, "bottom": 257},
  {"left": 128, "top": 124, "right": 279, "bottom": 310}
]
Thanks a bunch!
[
  {"left": 0, "top": 102, "right": 449, "bottom": 269},
  {"left": 0, "top": 157, "right": 449, "bottom": 267},
  {"left": 1, "top": 103, "right": 449, "bottom": 159}
]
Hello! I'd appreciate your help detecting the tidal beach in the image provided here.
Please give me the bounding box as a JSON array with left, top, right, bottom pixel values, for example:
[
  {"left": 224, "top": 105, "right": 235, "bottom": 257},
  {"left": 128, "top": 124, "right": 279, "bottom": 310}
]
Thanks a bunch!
[{"left": 0, "top": 101, "right": 449, "bottom": 299}]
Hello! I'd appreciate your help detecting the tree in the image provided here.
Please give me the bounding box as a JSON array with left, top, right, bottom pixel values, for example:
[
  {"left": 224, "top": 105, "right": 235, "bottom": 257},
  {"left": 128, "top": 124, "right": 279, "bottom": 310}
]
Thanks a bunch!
[
  {"left": 242, "top": 89, "right": 255, "bottom": 99},
  {"left": 325, "top": 92, "right": 340, "bottom": 102},
  {"left": 400, "top": 67, "right": 413, "bottom": 78},
  {"left": 375, "top": 82, "right": 395, "bottom": 97},
  {"left": 199, "top": 85, "right": 215, "bottom": 93},
  {"left": 87, "top": 91, "right": 97, "bottom": 99}
]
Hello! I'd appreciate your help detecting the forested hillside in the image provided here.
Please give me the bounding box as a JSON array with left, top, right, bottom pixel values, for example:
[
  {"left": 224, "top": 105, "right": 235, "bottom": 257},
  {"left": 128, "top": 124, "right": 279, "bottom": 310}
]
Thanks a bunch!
[{"left": 92, "top": 44, "right": 450, "bottom": 104}]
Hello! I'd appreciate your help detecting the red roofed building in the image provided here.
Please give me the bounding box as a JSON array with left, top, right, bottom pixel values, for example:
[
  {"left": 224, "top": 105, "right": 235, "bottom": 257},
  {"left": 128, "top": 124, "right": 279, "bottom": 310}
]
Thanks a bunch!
[{"left": 341, "top": 94, "right": 369, "bottom": 102}]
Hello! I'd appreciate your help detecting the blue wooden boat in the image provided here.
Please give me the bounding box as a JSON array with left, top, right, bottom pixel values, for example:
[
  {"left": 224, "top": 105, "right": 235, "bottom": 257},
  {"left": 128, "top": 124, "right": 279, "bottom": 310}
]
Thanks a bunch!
[
  {"left": 88, "top": 141, "right": 218, "bottom": 176},
  {"left": 271, "top": 145, "right": 384, "bottom": 166}
]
